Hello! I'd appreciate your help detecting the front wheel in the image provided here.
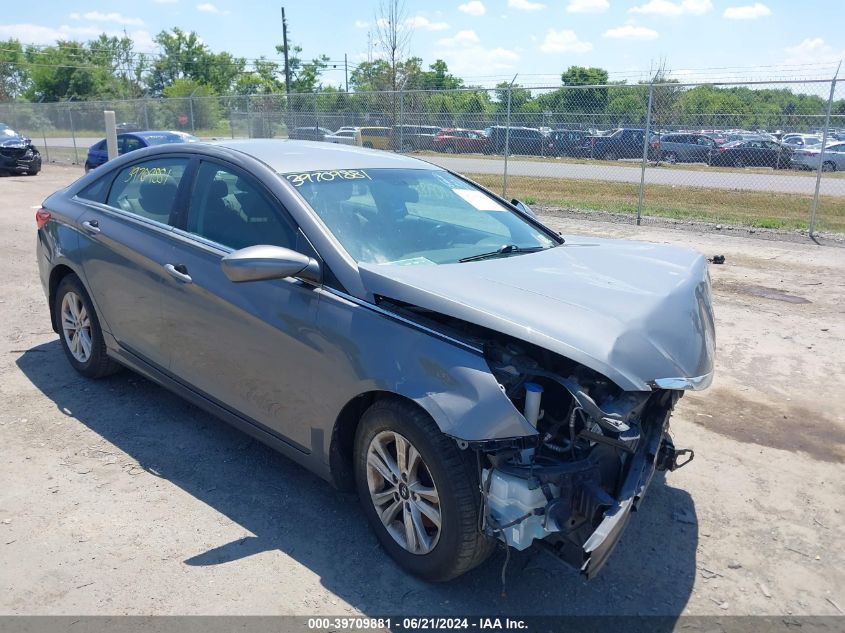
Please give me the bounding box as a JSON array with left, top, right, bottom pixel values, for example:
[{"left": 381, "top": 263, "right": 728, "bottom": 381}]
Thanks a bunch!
[
  {"left": 354, "top": 399, "right": 495, "bottom": 581},
  {"left": 822, "top": 160, "right": 836, "bottom": 172},
  {"left": 55, "top": 274, "right": 121, "bottom": 379}
]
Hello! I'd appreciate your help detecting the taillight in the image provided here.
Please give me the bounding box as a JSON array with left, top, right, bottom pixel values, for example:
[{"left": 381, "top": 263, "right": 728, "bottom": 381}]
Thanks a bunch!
[
  {"left": 590, "top": 138, "right": 597, "bottom": 146},
  {"left": 36, "top": 208, "right": 51, "bottom": 229}
]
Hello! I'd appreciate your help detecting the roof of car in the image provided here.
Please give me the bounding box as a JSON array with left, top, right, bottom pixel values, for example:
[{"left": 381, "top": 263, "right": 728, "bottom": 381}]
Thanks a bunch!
[{"left": 207, "top": 138, "right": 440, "bottom": 172}]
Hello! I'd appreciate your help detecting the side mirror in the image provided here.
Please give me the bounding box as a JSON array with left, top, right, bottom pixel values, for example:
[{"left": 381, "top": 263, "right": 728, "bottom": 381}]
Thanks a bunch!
[
  {"left": 221, "top": 245, "right": 320, "bottom": 284},
  {"left": 511, "top": 199, "right": 537, "bottom": 218}
]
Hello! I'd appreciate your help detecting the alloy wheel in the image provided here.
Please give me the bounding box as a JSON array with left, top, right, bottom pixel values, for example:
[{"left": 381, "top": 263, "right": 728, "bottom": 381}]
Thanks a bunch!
[
  {"left": 61, "top": 291, "right": 92, "bottom": 363},
  {"left": 366, "top": 430, "right": 442, "bottom": 555}
]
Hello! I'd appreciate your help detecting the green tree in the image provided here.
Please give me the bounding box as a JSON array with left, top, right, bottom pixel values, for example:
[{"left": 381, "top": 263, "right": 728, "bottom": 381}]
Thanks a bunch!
[
  {"left": 148, "top": 28, "right": 244, "bottom": 96},
  {"left": 0, "top": 39, "right": 29, "bottom": 101}
]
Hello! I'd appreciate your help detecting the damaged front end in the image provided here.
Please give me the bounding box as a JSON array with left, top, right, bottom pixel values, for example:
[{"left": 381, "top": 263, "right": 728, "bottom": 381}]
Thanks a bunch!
[{"left": 474, "top": 339, "right": 694, "bottom": 578}]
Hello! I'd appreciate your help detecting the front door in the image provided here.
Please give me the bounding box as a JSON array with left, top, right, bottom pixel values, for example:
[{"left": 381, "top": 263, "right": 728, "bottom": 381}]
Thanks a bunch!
[{"left": 160, "top": 159, "right": 322, "bottom": 450}]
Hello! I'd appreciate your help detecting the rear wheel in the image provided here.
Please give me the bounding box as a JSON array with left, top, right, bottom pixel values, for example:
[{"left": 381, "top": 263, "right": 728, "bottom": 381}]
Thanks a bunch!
[
  {"left": 663, "top": 151, "right": 678, "bottom": 164},
  {"left": 603, "top": 151, "right": 617, "bottom": 161},
  {"left": 55, "top": 274, "right": 121, "bottom": 379},
  {"left": 354, "top": 399, "right": 495, "bottom": 581},
  {"left": 444, "top": 145, "right": 456, "bottom": 154},
  {"left": 733, "top": 156, "right": 745, "bottom": 168},
  {"left": 822, "top": 160, "right": 836, "bottom": 172}
]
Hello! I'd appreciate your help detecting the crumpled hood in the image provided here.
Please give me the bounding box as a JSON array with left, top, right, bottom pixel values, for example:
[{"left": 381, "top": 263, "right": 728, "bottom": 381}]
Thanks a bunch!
[
  {"left": 358, "top": 236, "right": 715, "bottom": 392},
  {"left": 0, "top": 136, "right": 31, "bottom": 149}
]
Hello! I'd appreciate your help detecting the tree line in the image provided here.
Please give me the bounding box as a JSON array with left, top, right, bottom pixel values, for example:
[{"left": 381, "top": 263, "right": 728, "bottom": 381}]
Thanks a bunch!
[{"left": 1, "top": 26, "right": 843, "bottom": 134}]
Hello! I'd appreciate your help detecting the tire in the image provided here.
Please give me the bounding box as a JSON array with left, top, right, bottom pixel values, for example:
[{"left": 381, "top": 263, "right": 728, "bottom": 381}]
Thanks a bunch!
[
  {"left": 664, "top": 152, "right": 678, "bottom": 164},
  {"left": 363, "top": 142, "right": 374, "bottom": 149},
  {"left": 603, "top": 151, "right": 617, "bottom": 161},
  {"left": 54, "top": 274, "right": 121, "bottom": 379},
  {"left": 822, "top": 161, "right": 836, "bottom": 173},
  {"left": 733, "top": 156, "right": 745, "bottom": 168},
  {"left": 444, "top": 145, "right": 455, "bottom": 154},
  {"left": 354, "top": 398, "right": 495, "bottom": 582}
]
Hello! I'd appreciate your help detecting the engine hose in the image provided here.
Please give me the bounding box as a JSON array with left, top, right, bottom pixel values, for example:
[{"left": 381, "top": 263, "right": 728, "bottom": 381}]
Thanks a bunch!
[{"left": 543, "top": 439, "right": 572, "bottom": 453}]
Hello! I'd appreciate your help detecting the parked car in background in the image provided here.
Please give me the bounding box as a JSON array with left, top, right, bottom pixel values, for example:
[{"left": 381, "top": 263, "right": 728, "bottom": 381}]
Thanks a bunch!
[
  {"left": 0, "top": 123, "right": 41, "bottom": 175},
  {"left": 84, "top": 131, "right": 198, "bottom": 172},
  {"left": 790, "top": 141, "right": 845, "bottom": 172},
  {"left": 781, "top": 134, "right": 823, "bottom": 149},
  {"left": 576, "top": 128, "right": 646, "bottom": 161},
  {"left": 546, "top": 129, "right": 586, "bottom": 157},
  {"left": 432, "top": 128, "right": 488, "bottom": 153},
  {"left": 116, "top": 122, "right": 142, "bottom": 133},
  {"left": 390, "top": 125, "right": 442, "bottom": 151},
  {"left": 650, "top": 133, "right": 717, "bottom": 164},
  {"left": 358, "top": 126, "right": 391, "bottom": 150},
  {"left": 709, "top": 139, "right": 792, "bottom": 168},
  {"left": 483, "top": 126, "right": 545, "bottom": 155},
  {"left": 36, "top": 139, "right": 712, "bottom": 583},
  {"left": 287, "top": 127, "right": 334, "bottom": 142},
  {"left": 325, "top": 129, "right": 360, "bottom": 146}
]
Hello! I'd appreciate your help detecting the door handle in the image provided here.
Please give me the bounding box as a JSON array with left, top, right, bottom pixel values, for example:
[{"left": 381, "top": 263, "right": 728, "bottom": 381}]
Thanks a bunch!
[
  {"left": 164, "top": 263, "right": 192, "bottom": 284},
  {"left": 81, "top": 219, "right": 100, "bottom": 234}
]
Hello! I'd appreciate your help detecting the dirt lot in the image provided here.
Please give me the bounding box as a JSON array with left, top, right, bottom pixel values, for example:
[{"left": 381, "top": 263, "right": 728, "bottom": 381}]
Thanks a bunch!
[{"left": 1, "top": 165, "right": 843, "bottom": 617}]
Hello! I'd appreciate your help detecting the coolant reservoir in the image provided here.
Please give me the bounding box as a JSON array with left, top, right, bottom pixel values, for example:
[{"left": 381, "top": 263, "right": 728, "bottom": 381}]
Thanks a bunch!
[{"left": 483, "top": 468, "right": 559, "bottom": 550}]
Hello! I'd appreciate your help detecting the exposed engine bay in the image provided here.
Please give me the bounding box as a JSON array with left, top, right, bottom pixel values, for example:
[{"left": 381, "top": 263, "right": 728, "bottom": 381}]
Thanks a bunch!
[{"left": 378, "top": 296, "right": 695, "bottom": 578}]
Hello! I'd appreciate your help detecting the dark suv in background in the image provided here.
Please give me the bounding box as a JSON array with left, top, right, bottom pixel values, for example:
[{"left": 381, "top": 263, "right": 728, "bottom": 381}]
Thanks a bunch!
[
  {"left": 484, "top": 126, "right": 546, "bottom": 155},
  {"left": 390, "top": 125, "right": 442, "bottom": 151},
  {"left": 650, "top": 133, "right": 717, "bottom": 164},
  {"left": 547, "top": 129, "right": 587, "bottom": 157},
  {"left": 577, "top": 128, "right": 646, "bottom": 160},
  {"left": 0, "top": 123, "right": 41, "bottom": 176}
]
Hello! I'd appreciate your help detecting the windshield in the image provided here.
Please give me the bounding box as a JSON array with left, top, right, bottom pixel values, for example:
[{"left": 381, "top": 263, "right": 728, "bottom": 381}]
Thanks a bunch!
[
  {"left": 286, "top": 168, "right": 557, "bottom": 265},
  {"left": 1, "top": 127, "right": 20, "bottom": 137}
]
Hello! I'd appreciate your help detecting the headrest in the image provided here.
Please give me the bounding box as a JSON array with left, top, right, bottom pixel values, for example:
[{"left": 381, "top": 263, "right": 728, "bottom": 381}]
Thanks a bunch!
[{"left": 209, "top": 179, "right": 228, "bottom": 199}]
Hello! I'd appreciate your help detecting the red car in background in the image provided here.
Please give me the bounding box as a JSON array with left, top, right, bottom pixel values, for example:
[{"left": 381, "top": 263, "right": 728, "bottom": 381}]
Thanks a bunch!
[{"left": 432, "top": 128, "right": 489, "bottom": 153}]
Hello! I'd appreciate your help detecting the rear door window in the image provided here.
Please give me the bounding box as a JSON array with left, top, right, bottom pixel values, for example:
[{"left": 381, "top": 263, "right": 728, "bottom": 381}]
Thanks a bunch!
[{"left": 106, "top": 157, "right": 188, "bottom": 224}]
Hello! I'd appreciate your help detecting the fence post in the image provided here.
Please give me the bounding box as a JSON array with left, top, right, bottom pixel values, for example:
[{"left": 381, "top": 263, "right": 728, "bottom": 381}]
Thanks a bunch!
[
  {"left": 189, "top": 96, "right": 196, "bottom": 133},
  {"left": 143, "top": 98, "right": 150, "bottom": 130},
  {"left": 502, "top": 75, "right": 517, "bottom": 198},
  {"left": 810, "top": 73, "right": 839, "bottom": 237},
  {"left": 68, "top": 105, "right": 79, "bottom": 165},
  {"left": 40, "top": 118, "right": 50, "bottom": 164},
  {"left": 399, "top": 89, "right": 404, "bottom": 152},
  {"left": 636, "top": 82, "right": 655, "bottom": 226},
  {"left": 246, "top": 97, "right": 252, "bottom": 138}
]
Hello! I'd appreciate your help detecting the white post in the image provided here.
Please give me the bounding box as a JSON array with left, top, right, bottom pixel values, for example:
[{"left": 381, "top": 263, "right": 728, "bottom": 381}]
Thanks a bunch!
[
  {"left": 810, "top": 64, "right": 840, "bottom": 237},
  {"left": 104, "top": 110, "right": 118, "bottom": 161},
  {"left": 636, "top": 83, "right": 655, "bottom": 226}
]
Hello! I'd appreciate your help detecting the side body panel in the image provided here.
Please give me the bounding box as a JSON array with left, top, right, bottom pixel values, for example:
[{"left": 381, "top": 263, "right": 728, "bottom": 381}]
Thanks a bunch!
[{"left": 76, "top": 205, "right": 171, "bottom": 368}]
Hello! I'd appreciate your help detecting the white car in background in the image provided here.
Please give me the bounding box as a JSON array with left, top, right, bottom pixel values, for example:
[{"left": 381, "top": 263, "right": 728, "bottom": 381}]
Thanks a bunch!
[
  {"left": 791, "top": 141, "right": 845, "bottom": 172},
  {"left": 324, "top": 128, "right": 361, "bottom": 146}
]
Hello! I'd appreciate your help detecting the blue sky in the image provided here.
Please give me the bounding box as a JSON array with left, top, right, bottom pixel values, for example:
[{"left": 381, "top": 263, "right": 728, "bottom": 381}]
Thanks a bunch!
[{"left": 2, "top": 0, "right": 844, "bottom": 87}]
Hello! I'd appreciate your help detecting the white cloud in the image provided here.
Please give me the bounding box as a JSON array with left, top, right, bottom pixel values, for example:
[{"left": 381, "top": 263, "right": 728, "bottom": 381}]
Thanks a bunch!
[
  {"left": 71, "top": 11, "right": 145, "bottom": 26},
  {"left": 0, "top": 23, "right": 156, "bottom": 51},
  {"left": 508, "top": 0, "right": 546, "bottom": 11},
  {"left": 784, "top": 38, "right": 845, "bottom": 66},
  {"left": 196, "top": 3, "right": 229, "bottom": 15},
  {"left": 458, "top": 1, "right": 486, "bottom": 16},
  {"left": 566, "top": 0, "right": 609, "bottom": 13},
  {"left": 629, "top": 0, "right": 711, "bottom": 16},
  {"left": 723, "top": 3, "right": 771, "bottom": 19},
  {"left": 436, "top": 29, "right": 518, "bottom": 75},
  {"left": 604, "top": 25, "right": 659, "bottom": 40},
  {"left": 405, "top": 16, "right": 450, "bottom": 31},
  {"left": 354, "top": 19, "right": 369, "bottom": 28},
  {"left": 539, "top": 29, "right": 593, "bottom": 53}
]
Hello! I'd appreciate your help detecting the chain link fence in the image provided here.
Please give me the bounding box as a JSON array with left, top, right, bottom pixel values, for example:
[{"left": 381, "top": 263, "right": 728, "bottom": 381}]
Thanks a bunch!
[{"left": 2, "top": 78, "right": 843, "bottom": 235}]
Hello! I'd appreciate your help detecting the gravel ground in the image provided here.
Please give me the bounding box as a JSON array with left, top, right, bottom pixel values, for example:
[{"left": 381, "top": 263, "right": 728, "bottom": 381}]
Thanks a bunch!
[{"left": 1, "top": 165, "right": 843, "bottom": 617}]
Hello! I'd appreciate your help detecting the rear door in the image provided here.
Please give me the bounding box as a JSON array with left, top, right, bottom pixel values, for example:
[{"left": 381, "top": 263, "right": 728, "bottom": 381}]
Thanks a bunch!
[
  {"left": 160, "top": 158, "right": 321, "bottom": 449},
  {"left": 77, "top": 155, "right": 191, "bottom": 368}
]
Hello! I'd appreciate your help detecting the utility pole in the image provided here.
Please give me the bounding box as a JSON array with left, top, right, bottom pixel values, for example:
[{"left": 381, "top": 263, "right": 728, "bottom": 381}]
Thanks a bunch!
[{"left": 281, "top": 7, "right": 291, "bottom": 96}]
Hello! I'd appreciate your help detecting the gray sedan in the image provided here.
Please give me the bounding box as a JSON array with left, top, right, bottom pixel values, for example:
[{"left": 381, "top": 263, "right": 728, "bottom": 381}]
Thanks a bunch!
[{"left": 36, "top": 140, "right": 714, "bottom": 581}]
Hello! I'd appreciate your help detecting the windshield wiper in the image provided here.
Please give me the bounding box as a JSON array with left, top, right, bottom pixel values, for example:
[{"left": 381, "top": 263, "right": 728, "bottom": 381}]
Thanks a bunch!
[{"left": 458, "top": 244, "right": 548, "bottom": 263}]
